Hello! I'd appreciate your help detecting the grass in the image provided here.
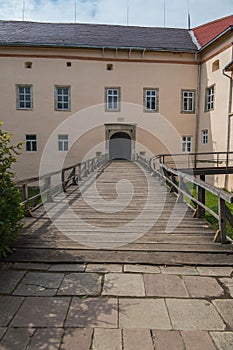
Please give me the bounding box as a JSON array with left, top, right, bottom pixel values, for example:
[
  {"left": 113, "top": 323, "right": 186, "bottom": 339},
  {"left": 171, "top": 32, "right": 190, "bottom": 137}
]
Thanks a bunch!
[{"left": 183, "top": 182, "right": 233, "bottom": 240}]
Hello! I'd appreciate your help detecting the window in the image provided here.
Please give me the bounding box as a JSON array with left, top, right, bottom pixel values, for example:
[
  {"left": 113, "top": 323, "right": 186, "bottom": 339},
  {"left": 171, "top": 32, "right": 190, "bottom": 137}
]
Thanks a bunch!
[
  {"left": 25, "top": 62, "right": 32, "bottom": 69},
  {"left": 58, "top": 134, "right": 69, "bottom": 151},
  {"left": 144, "top": 88, "right": 159, "bottom": 112},
  {"left": 17, "top": 85, "right": 32, "bottom": 110},
  {"left": 106, "top": 64, "right": 113, "bottom": 71},
  {"left": 105, "top": 88, "right": 120, "bottom": 111},
  {"left": 202, "top": 129, "right": 208, "bottom": 144},
  {"left": 205, "top": 85, "right": 215, "bottom": 111},
  {"left": 212, "top": 60, "right": 220, "bottom": 72},
  {"left": 26, "top": 134, "right": 37, "bottom": 152},
  {"left": 182, "top": 136, "right": 192, "bottom": 152},
  {"left": 55, "top": 86, "right": 71, "bottom": 111},
  {"left": 66, "top": 62, "right": 72, "bottom": 67},
  {"left": 181, "top": 90, "right": 195, "bottom": 113}
]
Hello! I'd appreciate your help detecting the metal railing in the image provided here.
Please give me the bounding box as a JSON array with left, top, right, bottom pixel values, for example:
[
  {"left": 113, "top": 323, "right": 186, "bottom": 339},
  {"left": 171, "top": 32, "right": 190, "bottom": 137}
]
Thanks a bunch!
[
  {"left": 137, "top": 153, "right": 233, "bottom": 244},
  {"left": 151, "top": 151, "right": 233, "bottom": 169},
  {"left": 17, "top": 154, "right": 108, "bottom": 215}
]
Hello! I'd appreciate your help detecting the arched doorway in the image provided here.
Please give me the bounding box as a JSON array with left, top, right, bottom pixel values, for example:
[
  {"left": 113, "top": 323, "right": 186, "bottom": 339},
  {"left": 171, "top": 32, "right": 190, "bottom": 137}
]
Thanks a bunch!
[{"left": 109, "top": 132, "right": 132, "bottom": 160}]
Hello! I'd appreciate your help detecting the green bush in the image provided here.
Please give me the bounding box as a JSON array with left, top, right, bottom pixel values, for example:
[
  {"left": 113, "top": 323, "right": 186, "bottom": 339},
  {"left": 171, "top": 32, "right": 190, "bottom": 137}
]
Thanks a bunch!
[{"left": 0, "top": 123, "right": 24, "bottom": 257}]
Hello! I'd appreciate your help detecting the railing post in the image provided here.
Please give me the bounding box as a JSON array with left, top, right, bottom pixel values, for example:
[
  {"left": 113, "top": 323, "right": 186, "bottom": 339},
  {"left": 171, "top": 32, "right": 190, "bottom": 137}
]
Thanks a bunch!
[
  {"left": 45, "top": 176, "right": 53, "bottom": 202},
  {"left": 197, "top": 185, "right": 205, "bottom": 218},
  {"left": 62, "top": 170, "right": 66, "bottom": 192},
  {"left": 22, "top": 184, "right": 29, "bottom": 210},
  {"left": 177, "top": 174, "right": 184, "bottom": 203},
  {"left": 218, "top": 196, "right": 227, "bottom": 244},
  {"left": 72, "top": 167, "right": 78, "bottom": 185}
]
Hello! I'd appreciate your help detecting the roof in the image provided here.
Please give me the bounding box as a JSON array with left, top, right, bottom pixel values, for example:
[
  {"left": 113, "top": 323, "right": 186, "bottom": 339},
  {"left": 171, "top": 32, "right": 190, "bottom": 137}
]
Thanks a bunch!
[
  {"left": 0, "top": 20, "right": 198, "bottom": 52},
  {"left": 193, "top": 14, "right": 233, "bottom": 47}
]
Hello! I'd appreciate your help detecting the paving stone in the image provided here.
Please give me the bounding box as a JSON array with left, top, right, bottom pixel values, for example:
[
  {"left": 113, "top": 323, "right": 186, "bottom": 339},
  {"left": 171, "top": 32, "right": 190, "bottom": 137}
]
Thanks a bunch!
[
  {"left": 65, "top": 297, "right": 118, "bottom": 328},
  {"left": 144, "top": 274, "right": 188, "bottom": 297},
  {"left": 0, "top": 270, "right": 25, "bottom": 294},
  {"left": 61, "top": 329, "right": 93, "bottom": 350},
  {"left": 49, "top": 264, "right": 85, "bottom": 272},
  {"left": 119, "top": 298, "right": 171, "bottom": 329},
  {"left": 152, "top": 330, "right": 184, "bottom": 350},
  {"left": 0, "top": 328, "right": 34, "bottom": 350},
  {"left": 219, "top": 278, "right": 233, "bottom": 297},
  {"left": 86, "top": 264, "right": 122, "bottom": 273},
  {"left": 210, "top": 332, "right": 233, "bottom": 350},
  {"left": 28, "top": 328, "right": 64, "bottom": 350},
  {"left": 160, "top": 266, "right": 198, "bottom": 275},
  {"left": 58, "top": 273, "right": 102, "bottom": 296},
  {"left": 102, "top": 273, "right": 145, "bottom": 296},
  {"left": 166, "top": 299, "right": 226, "bottom": 331},
  {"left": 11, "top": 297, "right": 70, "bottom": 327},
  {"left": 123, "top": 329, "right": 154, "bottom": 350},
  {"left": 181, "top": 331, "right": 217, "bottom": 350},
  {"left": 124, "top": 264, "right": 160, "bottom": 274},
  {"left": 13, "top": 263, "right": 51, "bottom": 271},
  {"left": 197, "top": 267, "right": 233, "bottom": 277},
  {"left": 0, "top": 328, "right": 7, "bottom": 341},
  {"left": 212, "top": 300, "right": 233, "bottom": 329},
  {"left": 92, "top": 328, "right": 122, "bottom": 350},
  {"left": 182, "top": 276, "right": 224, "bottom": 298},
  {"left": 13, "top": 272, "right": 64, "bottom": 296},
  {"left": 0, "top": 296, "right": 24, "bottom": 326}
]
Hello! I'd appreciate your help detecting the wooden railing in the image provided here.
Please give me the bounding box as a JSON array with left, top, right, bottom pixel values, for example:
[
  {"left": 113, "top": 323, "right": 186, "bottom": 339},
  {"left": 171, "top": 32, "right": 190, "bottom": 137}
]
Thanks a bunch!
[
  {"left": 17, "top": 154, "right": 108, "bottom": 215},
  {"left": 151, "top": 151, "right": 233, "bottom": 169},
  {"left": 137, "top": 153, "right": 233, "bottom": 244}
]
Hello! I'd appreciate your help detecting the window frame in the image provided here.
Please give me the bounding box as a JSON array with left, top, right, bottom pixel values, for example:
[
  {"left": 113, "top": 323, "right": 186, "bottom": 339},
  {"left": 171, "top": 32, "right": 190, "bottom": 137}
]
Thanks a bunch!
[
  {"left": 26, "top": 134, "right": 37, "bottom": 152},
  {"left": 202, "top": 129, "right": 209, "bottom": 145},
  {"left": 58, "top": 134, "right": 69, "bottom": 152},
  {"left": 16, "top": 84, "right": 33, "bottom": 110},
  {"left": 105, "top": 87, "right": 121, "bottom": 112},
  {"left": 182, "top": 136, "right": 192, "bottom": 153},
  {"left": 181, "top": 89, "right": 196, "bottom": 114},
  {"left": 205, "top": 85, "right": 215, "bottom": 112},
  {"left": 143, "top": 88, "right": 159, "bottom": 112},
  {"left": 54, "top": 85, "right": 71, "bottom": 111}
]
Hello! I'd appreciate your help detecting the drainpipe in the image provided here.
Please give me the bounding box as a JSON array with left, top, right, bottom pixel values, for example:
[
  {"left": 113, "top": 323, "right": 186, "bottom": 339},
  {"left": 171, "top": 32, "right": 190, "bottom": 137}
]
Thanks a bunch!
[
  {"left": 194, "top": 62, "right": 201, "bottom": 168},
  {"left": 223, "top": 67, "right": 233, "bottom": 189}
]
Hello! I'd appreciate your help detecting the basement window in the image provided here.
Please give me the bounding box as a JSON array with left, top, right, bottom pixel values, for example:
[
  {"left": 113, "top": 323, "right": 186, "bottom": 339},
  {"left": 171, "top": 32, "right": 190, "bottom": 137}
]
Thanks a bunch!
[
  {"left": 66, "top": 62, "right": 72, "bottom": 67},
  {"left": 25, "top": 62, "right": 32, "bottom": 69},
  {"left": 212, "top": 60, "right": 220, "bottom": 72},
  {"left": 106, "top": 64, "right": 113, "bottom": 71}
]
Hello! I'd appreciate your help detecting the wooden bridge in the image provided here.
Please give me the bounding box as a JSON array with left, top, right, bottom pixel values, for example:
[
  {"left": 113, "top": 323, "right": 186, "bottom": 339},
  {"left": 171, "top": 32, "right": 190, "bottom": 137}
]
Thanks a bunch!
[{"left": 5, "top": 155, "right": 233, "bottom": 266}]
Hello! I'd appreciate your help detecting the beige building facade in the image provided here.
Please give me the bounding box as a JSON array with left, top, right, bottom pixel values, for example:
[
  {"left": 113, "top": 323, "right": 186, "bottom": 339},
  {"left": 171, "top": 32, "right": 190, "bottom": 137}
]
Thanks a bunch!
[{"left": 0, "top": 17, "right": 233, "bottom": 186}]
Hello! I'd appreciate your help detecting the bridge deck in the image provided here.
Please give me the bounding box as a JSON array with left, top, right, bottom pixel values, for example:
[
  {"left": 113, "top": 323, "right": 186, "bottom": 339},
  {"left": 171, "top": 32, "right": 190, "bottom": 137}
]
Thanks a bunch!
[{"left": 7, "top": 161, "right": 233, "bottom": 265}]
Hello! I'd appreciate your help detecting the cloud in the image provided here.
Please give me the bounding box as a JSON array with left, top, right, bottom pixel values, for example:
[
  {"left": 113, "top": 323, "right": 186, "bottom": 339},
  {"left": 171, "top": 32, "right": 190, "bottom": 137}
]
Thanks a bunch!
[{"left": 0, "top": 0, "right": 232, "bottom": 28}]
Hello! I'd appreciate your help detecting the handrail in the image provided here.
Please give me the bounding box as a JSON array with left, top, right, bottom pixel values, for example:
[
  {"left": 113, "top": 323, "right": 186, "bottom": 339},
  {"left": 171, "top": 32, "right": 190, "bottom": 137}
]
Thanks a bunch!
[
  {"left": 17, "top": 154, "right": 109, "bottom": 215},
  {"left": 151, "top": 151, "right": 233, "bottom": 169},
  {"left": 136, "top": 153, "right": 233, "bottom": 244}
]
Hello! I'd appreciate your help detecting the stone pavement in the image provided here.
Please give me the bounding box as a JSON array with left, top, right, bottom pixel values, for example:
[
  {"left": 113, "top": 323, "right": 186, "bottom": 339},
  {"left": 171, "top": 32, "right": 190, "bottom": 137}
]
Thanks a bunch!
[{"left": 0, "top": 262, "right": 233, "bottom": 349}]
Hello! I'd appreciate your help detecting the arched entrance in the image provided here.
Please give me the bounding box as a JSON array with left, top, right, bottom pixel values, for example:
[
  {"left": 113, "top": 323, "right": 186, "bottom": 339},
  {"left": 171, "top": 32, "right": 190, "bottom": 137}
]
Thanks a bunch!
[{"left": 109, "top": 132, "right": 132, "bottom": 160}]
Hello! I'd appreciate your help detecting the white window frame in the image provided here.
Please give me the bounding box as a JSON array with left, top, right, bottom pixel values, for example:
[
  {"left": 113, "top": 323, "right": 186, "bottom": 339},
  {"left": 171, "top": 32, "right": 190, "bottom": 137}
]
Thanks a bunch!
[
  {"left": 17, "top": 85, "right": 33, "bottom": 110},
  {"left": 182, "top": 136, "right": 192, "bottom": 152},
  {"left": 144, "top": 88, "right": 159, "bottom": 112},
  {"left": 182, "top": 90, "right": 195, "bottom": 113},
  {"left": 55, "top": 86, "right": 71, "bottom": 111},
  {"left": 58, "top": 134, "right": 69, "bottom": 151},
  {"left": 205, "top": 85, "right": 215, "bottom": 111},
  {"left": 105, "top": 88, "right": 120, "bottom": 111},
  {"left": 202, "top": 129, "right": 209, "bottom": 144},
  {"left": 26, "top": 134, "right": 37, "bottom": 152}
]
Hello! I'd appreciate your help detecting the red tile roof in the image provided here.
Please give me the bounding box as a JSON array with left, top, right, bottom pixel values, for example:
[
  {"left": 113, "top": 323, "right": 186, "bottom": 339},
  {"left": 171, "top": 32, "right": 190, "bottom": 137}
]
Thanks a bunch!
[{"left": 193, "top": 14, "right": 233, "bottom": 47}]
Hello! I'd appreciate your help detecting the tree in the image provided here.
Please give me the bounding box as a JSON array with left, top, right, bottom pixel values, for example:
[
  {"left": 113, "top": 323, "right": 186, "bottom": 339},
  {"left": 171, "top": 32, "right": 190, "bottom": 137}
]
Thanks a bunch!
[{"left": 0, "top": 123, "right": 24, "bottom": 257}]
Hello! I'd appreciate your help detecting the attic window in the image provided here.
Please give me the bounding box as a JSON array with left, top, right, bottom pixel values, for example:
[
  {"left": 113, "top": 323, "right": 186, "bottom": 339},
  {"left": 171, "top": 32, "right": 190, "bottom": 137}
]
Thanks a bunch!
[
  {"left": 66, "top": 62, "right": 72, "bottom": 67},
  {"left": 106, "top": 64, "right": 113, "bottom": 71},
  {"left": 212, "top": 60, "right": 220, "bottom": 72},
  {"left": 25, "top": 62, "right": 32, "bottom": 69}
]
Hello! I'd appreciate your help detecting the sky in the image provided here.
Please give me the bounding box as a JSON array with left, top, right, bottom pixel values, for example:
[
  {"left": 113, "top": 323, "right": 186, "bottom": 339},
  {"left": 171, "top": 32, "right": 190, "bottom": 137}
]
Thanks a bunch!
[{"left": 0, "top": 0, "right": 233, "bottom": 28}]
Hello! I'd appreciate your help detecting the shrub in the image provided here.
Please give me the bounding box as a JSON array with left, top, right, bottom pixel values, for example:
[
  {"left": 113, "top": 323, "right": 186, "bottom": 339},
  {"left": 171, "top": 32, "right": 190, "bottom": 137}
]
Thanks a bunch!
[{"left": 0, "top": 123, "right": 24, "bottom": 257}]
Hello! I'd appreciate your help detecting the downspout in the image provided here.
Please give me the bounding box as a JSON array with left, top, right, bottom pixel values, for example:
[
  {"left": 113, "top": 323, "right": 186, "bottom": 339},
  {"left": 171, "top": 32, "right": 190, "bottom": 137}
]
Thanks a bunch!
[
  {"left": 194, "top": 62, "right": 201, "bottom": 168},
  {"left": 223, "top": 67, "right": 233, "bottom": 189}
]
